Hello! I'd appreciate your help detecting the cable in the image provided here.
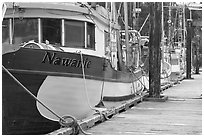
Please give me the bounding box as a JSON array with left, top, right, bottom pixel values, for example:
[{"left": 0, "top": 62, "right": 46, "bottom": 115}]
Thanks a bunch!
[{"left": 138, "top": 14, "right": 150, "bottom": 33}]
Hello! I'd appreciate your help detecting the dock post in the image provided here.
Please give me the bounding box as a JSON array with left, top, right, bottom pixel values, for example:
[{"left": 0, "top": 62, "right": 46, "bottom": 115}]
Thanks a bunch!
[
  {"left": 195, "top": 40, "right": 200, "bottom": 74},
  {"left": 186, "top": 19, "right": 192, "bottom": 79},
  {"left": 124, "top": 2, "right": 131, "bottom": 66},
  {"left": 148, "top": 2, "right": 162, "bottom": 98},
  {"left": 194, "top": 29, "right": 201, "bottom": 75}
]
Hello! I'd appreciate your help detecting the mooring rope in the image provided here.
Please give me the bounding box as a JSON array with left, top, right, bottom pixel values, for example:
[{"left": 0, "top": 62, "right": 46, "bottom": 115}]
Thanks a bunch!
[
  {"left": 128, "top": 66, "right": 148, "bottom": 92},
  {"left": 138, "top": 64, "right": 149, "bottom": 82},
  {"left": 78, "top": 51, "right": 94, "bottom": 110},
  {"left": 78, "top": 51, "right": 109, "bottom": 120},
  {"left": 131, "top": 76, "right": 136, "bottom": 95},
  {"left": 2, "top": 65, "right": 90, "bottom": 135},
  {"left": 59, "top": 115, "right": 91, "bottom": 135}
]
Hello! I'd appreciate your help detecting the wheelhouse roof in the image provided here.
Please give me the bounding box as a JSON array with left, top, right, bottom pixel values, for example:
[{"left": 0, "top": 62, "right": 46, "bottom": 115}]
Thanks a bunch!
[
  {"left": 4, "top": 2, "right": 120, "bottom": 28},
  {"left": 5, "top": 2, "right": 89, "bottom": 15}
]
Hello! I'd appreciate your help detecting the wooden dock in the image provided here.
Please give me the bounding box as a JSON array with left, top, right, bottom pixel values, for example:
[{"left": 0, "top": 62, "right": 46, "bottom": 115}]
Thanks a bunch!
[{"left": 86, "top": 73, "right": 202, "bottom": 135}]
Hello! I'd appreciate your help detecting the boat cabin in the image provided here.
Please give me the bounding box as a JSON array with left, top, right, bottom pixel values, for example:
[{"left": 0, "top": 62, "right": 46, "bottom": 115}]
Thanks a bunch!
[{"left": 2, "top": 2, "right": 120, "bottom": 60}]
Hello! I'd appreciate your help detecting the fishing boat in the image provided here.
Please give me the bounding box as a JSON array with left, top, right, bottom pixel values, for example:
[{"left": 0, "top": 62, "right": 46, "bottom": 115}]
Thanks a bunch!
[{"left": 2, "top": 2, "right": 148, "bottom": 134}]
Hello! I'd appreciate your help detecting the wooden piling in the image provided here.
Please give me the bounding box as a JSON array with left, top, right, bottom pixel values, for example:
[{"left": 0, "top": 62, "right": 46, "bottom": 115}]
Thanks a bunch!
[
  {"left": 186, "top": 19, "right": 192, "bottom": 79},
  {"left": 148, "top": 2, "right": 162, "bottom": 98}
]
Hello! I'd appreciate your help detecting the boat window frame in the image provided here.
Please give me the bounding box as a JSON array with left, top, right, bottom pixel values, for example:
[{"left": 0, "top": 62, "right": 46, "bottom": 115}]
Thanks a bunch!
[
  {"left": 41, "top": 18, "right": 62, "bottom": 45},
  {"left": 3, "top": 17, "right": 96, "bottom": 51},
  {"left": 86, "top": 22, "right": 95, "bottom": 50},
  {"left": 63, "top": 19, "right": 95, "bottom": 50},
  {"left": 12, "top": 18, "right": 39, "bottom": 45},
  {"left": 3, "top": 17, "right": 40, "bottom": 45},
  {"left": 38, "top": 18, "right": 41, "bottom": 43},
  {"left": 64, "top": 19, "right": 85, "bottom": 49},
  {"left": 61, "top": 19, "right": 65, "bottom": 46}
]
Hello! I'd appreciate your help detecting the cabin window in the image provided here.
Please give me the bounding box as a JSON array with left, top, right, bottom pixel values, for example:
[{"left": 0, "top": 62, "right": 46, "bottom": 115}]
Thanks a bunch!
[
  {"left": 12, "top": 18, "right": 38, "bottom": 44},
  {"left": 64, "top": 20, "right": 95, "bottom": 50},
  {"left": 87, "top": 22, "right": 95, "bottom": 49},
  {"left": 2, "top": 19, "right": 9, "bottom": 44},
  {"left": 42, "top": 18, "right": 61, "bottom": 45},
  {"left": 64, "top": 20, "right": 85, "bottom": 48}
]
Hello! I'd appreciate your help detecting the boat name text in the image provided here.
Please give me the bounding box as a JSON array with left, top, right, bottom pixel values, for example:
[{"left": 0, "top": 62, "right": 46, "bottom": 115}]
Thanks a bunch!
[{"left": 42, "top": 52, "right": 91, "bottom": 68}]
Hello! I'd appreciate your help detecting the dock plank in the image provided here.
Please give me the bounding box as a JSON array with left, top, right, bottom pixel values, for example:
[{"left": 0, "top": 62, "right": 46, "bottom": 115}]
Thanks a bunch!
[{"left": 87, "top": 73, "right": 202, "bottom": 135}]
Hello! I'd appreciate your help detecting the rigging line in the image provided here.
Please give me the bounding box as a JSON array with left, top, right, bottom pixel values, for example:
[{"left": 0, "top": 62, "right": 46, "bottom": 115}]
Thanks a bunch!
[
  {"left": 128, "top": 67, "right": 148, "bottom": 92},
  {"left": 141, "top": 52, "right": 149, "bottom": 66},
  {"left": 116, "top": 2, "right": 123, "bottom": 21},
  {"left": 132, "top": 75, "right": 145, "bottom": 95},
  {"left": 117, "top": 12, "right": 132, "bottom": 29},
  {"left": 161, "top": 70, "right": 170, "bottom": 79},
  {"left": 138, "top": 14, "right": 150, "bottom": 33},
  {"left": 131, "top": 75, "right": 136, "bottom": 94},
  {"left": 139, "top": 54, "right": 150, "bottom": 82},
  {"left": 138, "top": 62, "right": 149, "bottom": 82},
  {"left": 119, "top": 15, "right": 127, "bottom": 28},
  {"left": 140, "top": 66, "right": 149, "bottom": 81}
]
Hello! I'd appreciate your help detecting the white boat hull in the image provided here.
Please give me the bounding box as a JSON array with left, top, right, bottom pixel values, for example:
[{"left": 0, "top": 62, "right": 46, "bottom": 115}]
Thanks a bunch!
[{"left": 37, "top": 75, "right": 148, "bottom": 121}]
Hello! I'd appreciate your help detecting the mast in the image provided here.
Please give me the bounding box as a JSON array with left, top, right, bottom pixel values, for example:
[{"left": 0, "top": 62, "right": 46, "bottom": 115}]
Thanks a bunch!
[
  {"left": 133, "top": 2, "right": 137, "bottom": 30},
  {"left": 178, "top": 6, "right": 183, "bottom": 49},
  {"left": 105, "top": 2, "right": 109, "bottom": 10},
  {"left": 109, "top": 2, "right": 113, "bottom": 65},
  {"left": 124, "top": 2, "right": 130, "bottom": 66},
  {"left": 183, "top": 5, "right": 186, "bottom": 48},
  {"left": 186, "top": 19, "right": 192, "bottom": 79},
  {"left": 161, "top": 2, "right": 165, "bottom": 69},
  {"left": 133, "top": 2, "right": 141, "bottom": 31},
  {"left": 115, "top": 2, "right": 124, "bottom": 71},
  {"left": 167, "top": 2, "right": 172, "bottom": 63},
  {"left": 109, "top": 2, "right": 118, "bottom": 70},
  {"left": 168, "top": 2, "right": 172, "bottom": 48}
]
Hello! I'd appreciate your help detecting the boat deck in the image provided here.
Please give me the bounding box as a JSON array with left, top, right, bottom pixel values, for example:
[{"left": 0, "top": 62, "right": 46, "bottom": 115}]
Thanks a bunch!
[{"left": 86, "top": 72, "right": 202, "bottom": 135}]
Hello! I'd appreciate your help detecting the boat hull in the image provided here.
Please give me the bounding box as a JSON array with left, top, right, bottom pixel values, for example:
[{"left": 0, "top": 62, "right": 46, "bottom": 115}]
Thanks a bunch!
[
  {"left": 2, "top": 72, "right": 60, "bottom": 134},
  {"left": 37, "top": 76, "right": 102, "bottom": 121},
  {"left": 2, "top": 48, "right": 146, "bottom": 134}
]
